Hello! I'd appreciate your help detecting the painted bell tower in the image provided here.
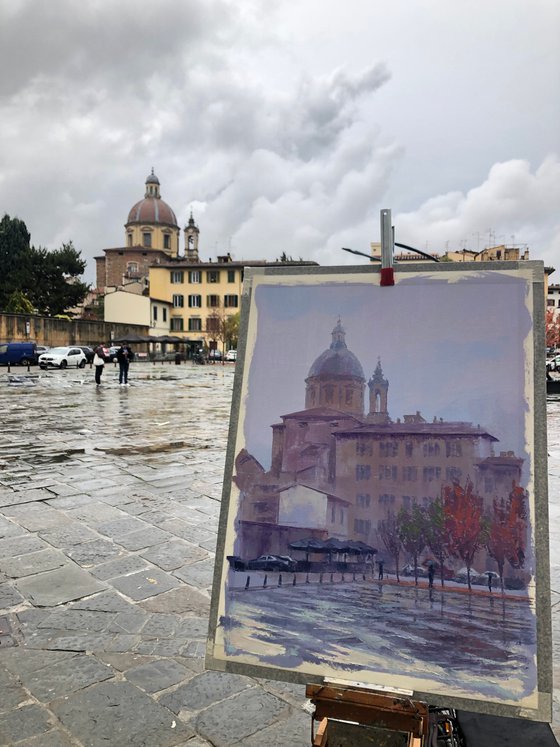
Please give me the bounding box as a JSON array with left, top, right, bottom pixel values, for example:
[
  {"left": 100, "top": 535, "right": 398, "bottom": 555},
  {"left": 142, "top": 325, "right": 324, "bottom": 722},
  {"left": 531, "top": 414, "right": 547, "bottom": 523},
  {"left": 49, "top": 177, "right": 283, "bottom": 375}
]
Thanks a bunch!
[{"left": 367, "top": 359, "right": 390, "bottom": 423}]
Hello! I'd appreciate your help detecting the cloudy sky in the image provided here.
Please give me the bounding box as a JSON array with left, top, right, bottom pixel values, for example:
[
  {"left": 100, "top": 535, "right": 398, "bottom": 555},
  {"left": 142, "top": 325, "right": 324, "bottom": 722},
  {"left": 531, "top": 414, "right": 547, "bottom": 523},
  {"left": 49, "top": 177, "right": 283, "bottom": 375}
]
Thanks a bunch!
[{"left": 0, "top": 0, "right": 558, "bottom": 283}]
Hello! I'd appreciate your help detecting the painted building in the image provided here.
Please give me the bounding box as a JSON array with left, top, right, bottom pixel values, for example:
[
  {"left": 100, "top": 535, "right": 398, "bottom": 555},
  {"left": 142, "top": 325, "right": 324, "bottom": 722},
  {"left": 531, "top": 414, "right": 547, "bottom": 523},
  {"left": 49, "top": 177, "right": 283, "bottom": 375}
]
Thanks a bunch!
[{"left": 235, "top": 321, "right": 523, "bottom": 566}]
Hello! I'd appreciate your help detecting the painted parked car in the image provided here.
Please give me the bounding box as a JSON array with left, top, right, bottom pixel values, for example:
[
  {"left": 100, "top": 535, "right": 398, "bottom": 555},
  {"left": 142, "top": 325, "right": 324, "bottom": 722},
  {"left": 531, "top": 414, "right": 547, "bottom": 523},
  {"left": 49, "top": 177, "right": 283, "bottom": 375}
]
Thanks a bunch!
[
  {"left": 246, "top": 555, "right": 297, "bottom": 572},
  {"left": 38, "top": 346, "right": 87, "bottom": 369}
]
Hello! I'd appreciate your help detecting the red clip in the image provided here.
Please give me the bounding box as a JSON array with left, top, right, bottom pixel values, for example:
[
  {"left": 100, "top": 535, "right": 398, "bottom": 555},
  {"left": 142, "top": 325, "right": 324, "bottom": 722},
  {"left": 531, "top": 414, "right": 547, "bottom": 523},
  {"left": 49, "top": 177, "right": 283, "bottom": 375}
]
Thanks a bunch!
[{"left": 380, "top": 267, "right": 395, "bottom": 286}]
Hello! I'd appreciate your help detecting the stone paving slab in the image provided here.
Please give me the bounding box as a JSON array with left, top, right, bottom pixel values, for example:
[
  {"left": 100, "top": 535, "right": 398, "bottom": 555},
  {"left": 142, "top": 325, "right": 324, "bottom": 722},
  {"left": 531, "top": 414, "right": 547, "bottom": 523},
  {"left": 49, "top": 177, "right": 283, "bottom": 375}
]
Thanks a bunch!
[
  {"left": 0, "top": 703, "right": 52, "bottom": 744},
  {"left": 52, "top": 681, "right": 194, "bottom": 747},
  {"left": 15, "top": 563, "right": 106, "bottom": 606},
  {"left": 110, "top": 568, "right": 181, "bottom": 601},
  {"left": 0, "top": 548, "right": 67, "bottom": 578},
  {"left": 17, "top": 652, "right": 114, "bottom": 701}
]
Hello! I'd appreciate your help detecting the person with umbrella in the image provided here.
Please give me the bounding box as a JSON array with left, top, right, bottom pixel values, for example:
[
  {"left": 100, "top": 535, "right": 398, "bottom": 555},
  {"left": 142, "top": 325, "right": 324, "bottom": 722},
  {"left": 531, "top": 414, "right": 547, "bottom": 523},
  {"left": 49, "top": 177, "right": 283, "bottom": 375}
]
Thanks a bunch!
[{"left": 116, "top": 341, "right": 134, "bottom": 386}]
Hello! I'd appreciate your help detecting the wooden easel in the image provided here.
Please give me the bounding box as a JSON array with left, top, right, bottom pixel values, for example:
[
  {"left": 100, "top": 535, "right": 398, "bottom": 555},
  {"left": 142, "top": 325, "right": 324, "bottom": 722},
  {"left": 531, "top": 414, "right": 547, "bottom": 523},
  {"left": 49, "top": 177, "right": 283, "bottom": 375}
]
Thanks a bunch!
[{"left": 306, "top": 681, "right": 429, "bottom": 747}]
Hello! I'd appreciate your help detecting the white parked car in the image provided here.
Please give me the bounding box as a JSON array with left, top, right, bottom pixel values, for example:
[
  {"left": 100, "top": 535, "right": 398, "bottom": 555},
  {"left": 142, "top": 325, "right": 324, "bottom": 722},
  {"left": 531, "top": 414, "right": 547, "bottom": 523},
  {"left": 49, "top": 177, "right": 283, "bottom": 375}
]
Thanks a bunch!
[
  {"left": 225, "top": 349, "right": 237, "bottom": 361},
  {"left": 39, "top": 346, "right": 87, "bottom": 369}
]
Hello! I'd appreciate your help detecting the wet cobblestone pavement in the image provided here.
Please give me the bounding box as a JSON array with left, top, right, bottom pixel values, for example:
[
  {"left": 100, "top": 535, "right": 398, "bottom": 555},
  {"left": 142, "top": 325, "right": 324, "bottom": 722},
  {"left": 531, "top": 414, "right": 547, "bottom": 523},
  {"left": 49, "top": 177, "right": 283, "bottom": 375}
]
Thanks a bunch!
[{"left": 0, "top": 363, "right": 558, "bottom": 745}]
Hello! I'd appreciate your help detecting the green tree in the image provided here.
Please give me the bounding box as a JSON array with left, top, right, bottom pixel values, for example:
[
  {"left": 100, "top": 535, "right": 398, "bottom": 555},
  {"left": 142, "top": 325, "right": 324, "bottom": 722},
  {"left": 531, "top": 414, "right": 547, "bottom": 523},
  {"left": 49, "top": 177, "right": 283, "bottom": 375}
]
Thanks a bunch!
[
  {"left": 224, "top": 311, "right": 240, "bottom": 349},
  {"left": 0, "top": 214, "right": 33, "bottom": 308},
  {"left": 378, "top": 512, "right": 402, "bottom": 582},
  {"left": 398, "top": 504, "right": 426, "bottom": 586},
  {"left": 5, "top": 290, "right": 34, "bottom": 314},
  {"left": 424, "top": 495, "right": 451, "bottom": 588},
  {"left": 0, "top": 215, "right": 89, "bottom": 315}
]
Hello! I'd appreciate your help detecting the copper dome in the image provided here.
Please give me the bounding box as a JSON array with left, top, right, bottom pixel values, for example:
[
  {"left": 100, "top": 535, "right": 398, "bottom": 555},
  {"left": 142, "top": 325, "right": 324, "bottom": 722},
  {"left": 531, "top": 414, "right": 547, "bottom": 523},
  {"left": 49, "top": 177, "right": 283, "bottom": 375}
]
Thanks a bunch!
[{"left": 126, "top": 198, "right": 178, "bottom": 227}]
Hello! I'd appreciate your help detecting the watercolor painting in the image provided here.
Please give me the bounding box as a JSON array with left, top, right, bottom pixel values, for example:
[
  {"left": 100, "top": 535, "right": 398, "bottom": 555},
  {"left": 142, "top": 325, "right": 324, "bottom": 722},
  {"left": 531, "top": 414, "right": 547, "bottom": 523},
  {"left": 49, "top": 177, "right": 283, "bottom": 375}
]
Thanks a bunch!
[{"left": 208, "top": 265, "right": 551, "bottom": 719}]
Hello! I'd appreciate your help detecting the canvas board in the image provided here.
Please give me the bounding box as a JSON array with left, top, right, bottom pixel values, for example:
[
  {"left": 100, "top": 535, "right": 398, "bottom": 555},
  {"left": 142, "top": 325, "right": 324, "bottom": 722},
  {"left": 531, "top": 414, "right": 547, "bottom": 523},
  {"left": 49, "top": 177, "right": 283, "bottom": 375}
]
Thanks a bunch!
[{"left": 206, "top": 261, "right": 552, "bottom": 721}]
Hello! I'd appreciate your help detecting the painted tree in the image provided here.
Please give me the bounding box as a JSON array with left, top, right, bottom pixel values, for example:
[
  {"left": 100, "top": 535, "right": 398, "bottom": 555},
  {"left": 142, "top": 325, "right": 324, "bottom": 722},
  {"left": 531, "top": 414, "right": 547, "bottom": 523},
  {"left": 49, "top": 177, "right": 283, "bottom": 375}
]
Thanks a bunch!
[
  {"left": 378, "top": 512, "right": 401, "bottom": 582},
  {"left": 486, "top": 482, "right": 528, "bottom": 592},
  {"left": 397, "top": 504, "right": 426, "bottom": 586},
  {"left": 424, "top": 495, "right": 451, "bottom": 588},
  {"left": 505, "top": 481, "right": 528, "bottom": 571},
  {"left": 444, "top": 478, "right": 487, "bottom": 591},
  {"left": 546, "top": 308, "right": 560, "bottom": 349}
]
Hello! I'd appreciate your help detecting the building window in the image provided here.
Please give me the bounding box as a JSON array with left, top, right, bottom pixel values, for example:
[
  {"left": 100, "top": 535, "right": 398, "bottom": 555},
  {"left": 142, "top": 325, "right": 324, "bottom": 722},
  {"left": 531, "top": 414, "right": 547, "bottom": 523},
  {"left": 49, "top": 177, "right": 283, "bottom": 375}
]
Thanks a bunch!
[
  {"left": 356, "top": 440, "right": 373, "bottom": 456},
  {"left": 153, "top": 306, "right": 158, "bottom": 321},
  {"left": 188, "top": 318, "right": 202, "bottom": 331},
  {"left": 224, "top": 294, "right": 238, "bottom": 308},
  {"left": 446, "top": 441, "right": 463, "bottom": 457},
  {"left": 172, "top": 294, "right": 184, "bottom": 308},
  {"left": 188, "top": 295, "right": 202, "bottom": 308},
  {"left": 127, "top": 233, "right": 132, "bottom": 246},
  {"left": 405, "top": 442, "right": 413, "bottom": 457},
  {"left": 379, "top": 494, "right": 395, "bottom": 505},
  {"left": 163, "top": 308, "right": 167, "bottom": 322},
  {"left": 163, "top": 234, "right": 170, "bottom": 249},
  {"left": 325, "top": 384, "right": 334, "bottom": 404},
  {"left": 423, "top": 442, "right": 441, "bottom": 457},
  {"left": 380, "top": 442, "right": 398, "bottom": 457},
  {"left": 403, "top": 466, "right": 417, "bottom": 481},
  {"left": 446, "top": 467, "right": 462, "bottom": 482},
  {"left": 379, "top": 465, "right": 398, "bottom": 480},
  {"left": 207, "top": 295, "right": 220, "bottom": 307},
  {"left": 402, "top": 495, "right": 413, "bottom": 508},
  {"left": 206, "top": 316, "right": 219, "bottom": 332},
  {"left": 142, "top": 232, "right": 152, "bottom": 248},
  {"left": 354, "top": 518, "right": 371, "bottom": 535},
  {"left": 227, "top": 269, "right": 236, "bottom": 283},
  {"left": 484, "top": 477, "right": 494, "bottom": 493},
  {"left": 170, "top": 317, "right": 184, "bottom": 331},
  {"left": 356, "top": 465, "right": 371, "bottom": 481},
  {"left": 189, "top": 270, "right": 201, "bottom": 283},
  {"left": 207, "top": 270, "right": 220, "bottom": 283},
  {"left": 357, "top": 493, "right": 371, "bottom": 508},
  {"left": 423, "top": 466, "right": 441, "bottom": 482},
  {"left": 171, "top": 271, "right": 184, "bottom": 284}
]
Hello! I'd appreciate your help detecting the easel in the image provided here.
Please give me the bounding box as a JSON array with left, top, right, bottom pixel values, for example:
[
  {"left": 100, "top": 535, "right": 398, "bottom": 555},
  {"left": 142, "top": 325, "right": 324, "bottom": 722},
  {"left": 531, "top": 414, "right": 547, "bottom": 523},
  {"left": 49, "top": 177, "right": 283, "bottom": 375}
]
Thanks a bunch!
[
  {"left": 308, "top": 213, "right": 431, "bottom": 746},
  {"left": 306, "top": 680, "right": 429, "bottom": 747}
]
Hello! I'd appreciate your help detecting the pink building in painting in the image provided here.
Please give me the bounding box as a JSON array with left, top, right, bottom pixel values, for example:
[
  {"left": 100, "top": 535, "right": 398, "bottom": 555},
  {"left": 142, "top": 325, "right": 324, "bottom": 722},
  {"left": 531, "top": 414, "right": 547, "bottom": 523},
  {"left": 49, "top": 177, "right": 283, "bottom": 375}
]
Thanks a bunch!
[{"left": 235, "top": 321, "right": 523, "bottom": 564}]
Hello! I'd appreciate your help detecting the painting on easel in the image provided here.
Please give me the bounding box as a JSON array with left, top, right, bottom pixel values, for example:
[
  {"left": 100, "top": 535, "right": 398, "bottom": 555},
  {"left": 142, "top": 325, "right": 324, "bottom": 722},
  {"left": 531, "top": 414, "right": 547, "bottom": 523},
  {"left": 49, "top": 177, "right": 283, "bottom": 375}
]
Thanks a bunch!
[{"left": 207, "top": 262, "right": 552, "bottom": 721}]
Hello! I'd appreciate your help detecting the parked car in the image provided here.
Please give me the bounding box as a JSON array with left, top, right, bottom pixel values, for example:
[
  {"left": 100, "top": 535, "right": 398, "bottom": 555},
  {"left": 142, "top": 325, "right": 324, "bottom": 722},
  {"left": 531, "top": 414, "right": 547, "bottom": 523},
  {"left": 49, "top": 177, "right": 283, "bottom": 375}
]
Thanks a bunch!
[
  {"left": 38, "top": 346, "right": 87, "bottom": 369},
  {"left": 401, "top": 563, "right": 428, "bottom": 578},
  {"left": 246, "top": 555, "right": 297, "bottom": 572},
  {"left": 77, "top": 346, "right": 95, "bottom": 363},
  {"left": 34, "top": 346, "right": 50, "bottom": 361},
  {"left": 225, "top": 349, "right": 237, "bottom": 361},
  {"left": 546, "top": 354, "right": 560, "bottom": 372},
  {"left": 0, "top": 342, "right": 37, "bottom": 366},
  {"left": 208, "top": 349, "right": 223, "bottom": 361}
]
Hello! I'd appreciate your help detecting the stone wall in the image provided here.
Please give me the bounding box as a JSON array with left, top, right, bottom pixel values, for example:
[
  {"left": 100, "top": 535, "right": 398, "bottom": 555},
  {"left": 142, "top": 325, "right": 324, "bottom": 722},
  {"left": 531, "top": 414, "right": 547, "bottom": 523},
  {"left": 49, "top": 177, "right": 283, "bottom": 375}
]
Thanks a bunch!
[{"left": 0, "top": 313, "right": 149, "bottom": 347}]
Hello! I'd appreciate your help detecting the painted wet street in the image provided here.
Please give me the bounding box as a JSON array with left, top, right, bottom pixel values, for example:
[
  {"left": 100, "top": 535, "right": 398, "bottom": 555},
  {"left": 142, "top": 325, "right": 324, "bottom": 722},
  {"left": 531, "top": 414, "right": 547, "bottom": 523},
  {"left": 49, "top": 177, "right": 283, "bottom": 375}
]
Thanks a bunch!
[{"left": 0, "top": 363, "right": 558, "bottom": 745}]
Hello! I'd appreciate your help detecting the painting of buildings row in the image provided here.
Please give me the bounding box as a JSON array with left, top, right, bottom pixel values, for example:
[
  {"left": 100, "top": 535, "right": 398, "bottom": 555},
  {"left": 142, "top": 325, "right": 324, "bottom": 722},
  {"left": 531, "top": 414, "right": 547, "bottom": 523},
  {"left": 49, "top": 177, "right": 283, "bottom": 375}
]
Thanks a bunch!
[{"left": 207, "top": 264, "right": 552, "bottom": 721}]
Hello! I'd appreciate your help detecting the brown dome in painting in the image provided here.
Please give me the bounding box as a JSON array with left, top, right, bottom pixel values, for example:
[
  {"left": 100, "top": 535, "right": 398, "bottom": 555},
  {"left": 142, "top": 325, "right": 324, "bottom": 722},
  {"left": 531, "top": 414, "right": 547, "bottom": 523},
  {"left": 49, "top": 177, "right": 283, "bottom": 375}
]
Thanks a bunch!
[{"left": 126, "top": 197, "right": 178, "bottom": 228}]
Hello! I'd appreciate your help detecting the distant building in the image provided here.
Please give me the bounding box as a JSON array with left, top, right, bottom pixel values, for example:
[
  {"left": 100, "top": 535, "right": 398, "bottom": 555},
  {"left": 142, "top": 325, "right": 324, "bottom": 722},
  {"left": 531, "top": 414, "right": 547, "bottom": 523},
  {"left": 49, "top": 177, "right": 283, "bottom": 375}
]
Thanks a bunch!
[
  {"left": 235, "top": 321, "right": 523, "bottom": 564},
  {"left": 94, "top": 171, "right": 317, "bottom": 353}
]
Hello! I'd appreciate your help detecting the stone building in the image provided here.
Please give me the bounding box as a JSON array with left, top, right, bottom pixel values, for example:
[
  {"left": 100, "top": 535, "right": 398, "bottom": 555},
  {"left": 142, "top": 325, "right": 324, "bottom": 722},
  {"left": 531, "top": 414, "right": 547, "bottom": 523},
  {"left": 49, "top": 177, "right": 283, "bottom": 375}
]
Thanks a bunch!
[{"left": 95, "top": 169, "right": 199, "bottom": 291}]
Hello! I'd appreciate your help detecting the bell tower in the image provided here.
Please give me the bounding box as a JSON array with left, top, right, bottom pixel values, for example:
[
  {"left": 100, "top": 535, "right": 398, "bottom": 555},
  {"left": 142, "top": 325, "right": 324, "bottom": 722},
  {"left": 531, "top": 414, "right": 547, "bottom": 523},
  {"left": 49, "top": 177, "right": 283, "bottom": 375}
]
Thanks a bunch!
[
  {"left": 367, "top": 359, "right": 390, "bottom": 423},
  {"left": 184, "top": 212, "right": 200, "bottom": 262}
]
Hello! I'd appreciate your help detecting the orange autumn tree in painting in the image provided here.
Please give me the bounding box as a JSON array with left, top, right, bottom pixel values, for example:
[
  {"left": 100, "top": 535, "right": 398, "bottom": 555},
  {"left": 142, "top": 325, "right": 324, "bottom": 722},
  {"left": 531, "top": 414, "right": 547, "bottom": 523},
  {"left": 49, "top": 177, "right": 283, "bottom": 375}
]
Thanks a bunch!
[
  {"left": 486, "top": 482, "right": 528, "bottom": 592},
  {"left": 443, "top": 479, "right": 487, "bottom": 591}
]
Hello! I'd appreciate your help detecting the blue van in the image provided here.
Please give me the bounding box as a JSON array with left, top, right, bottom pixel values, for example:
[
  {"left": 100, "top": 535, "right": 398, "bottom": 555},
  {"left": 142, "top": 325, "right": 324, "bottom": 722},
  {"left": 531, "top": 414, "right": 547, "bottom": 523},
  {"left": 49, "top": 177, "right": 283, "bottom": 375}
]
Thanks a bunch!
[{"left": 0, "top": 342, "right": 37, "bottom": 366}]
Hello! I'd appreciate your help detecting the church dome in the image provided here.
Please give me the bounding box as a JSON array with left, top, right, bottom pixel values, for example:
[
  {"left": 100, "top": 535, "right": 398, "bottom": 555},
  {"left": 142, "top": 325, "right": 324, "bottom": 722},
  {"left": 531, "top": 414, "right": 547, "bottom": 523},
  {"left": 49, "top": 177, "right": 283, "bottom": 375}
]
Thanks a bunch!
[
  {"left": 127, "top": 198, "right": 177, "bottom": 227},
  {"left": 126, "top": 169, "right": 178, "bottom": 228},
  {"left": 308, "top": 320, "right": 364, "bottom": 380}
]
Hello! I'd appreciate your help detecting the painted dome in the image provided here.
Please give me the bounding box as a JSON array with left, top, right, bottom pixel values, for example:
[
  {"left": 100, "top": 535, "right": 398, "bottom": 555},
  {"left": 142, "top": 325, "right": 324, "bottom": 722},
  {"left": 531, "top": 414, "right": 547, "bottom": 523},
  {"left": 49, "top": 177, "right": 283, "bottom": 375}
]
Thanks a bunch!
[{"left": 308, "top": 321, "right": 364, "bottom": 380}]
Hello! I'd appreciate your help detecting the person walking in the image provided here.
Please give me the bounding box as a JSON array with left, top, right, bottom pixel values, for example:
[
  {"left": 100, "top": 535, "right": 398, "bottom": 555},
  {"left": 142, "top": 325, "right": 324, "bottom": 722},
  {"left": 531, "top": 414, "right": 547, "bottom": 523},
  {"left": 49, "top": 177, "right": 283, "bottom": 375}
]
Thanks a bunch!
[
  {"left": 116, "top": 342, "right": 133, "bottom": 386},
  {"left": 93, "top": 345, "right": 107, "bottom": 386},
  {"left": 428, "top": 562, "right": 435, "bottom": 589},
  {"left": 378, "top": 559, "right": 384, "bottom": 580}
]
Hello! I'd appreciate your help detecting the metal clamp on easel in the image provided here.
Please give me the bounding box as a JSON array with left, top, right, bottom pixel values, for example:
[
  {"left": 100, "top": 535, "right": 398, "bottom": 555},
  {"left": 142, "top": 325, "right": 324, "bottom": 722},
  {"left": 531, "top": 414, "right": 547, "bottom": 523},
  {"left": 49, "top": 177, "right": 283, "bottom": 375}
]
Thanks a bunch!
[
  {"left": 306, "top": 679, "right": 429, "bottom": 746},
  {"left": 380, "top": 208, "right": 395, "bottom": 287}
]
